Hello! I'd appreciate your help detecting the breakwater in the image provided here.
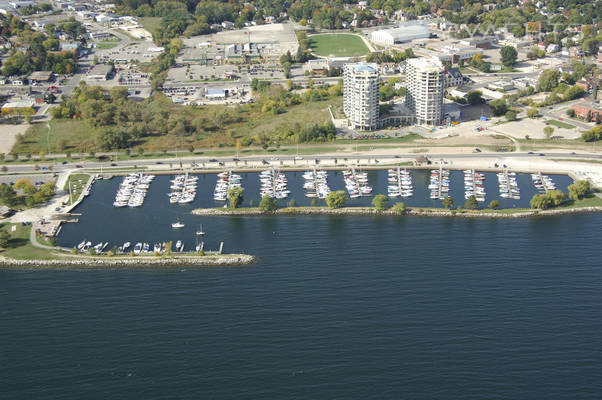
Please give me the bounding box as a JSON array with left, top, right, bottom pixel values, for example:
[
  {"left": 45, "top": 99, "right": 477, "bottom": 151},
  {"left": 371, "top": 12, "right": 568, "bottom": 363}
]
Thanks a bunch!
[
  {"left": 191, "top": 205, "right": 602, "bottom": 219},
  {"left": 0, "top": 254, "right": 257, "bottom": 268}
]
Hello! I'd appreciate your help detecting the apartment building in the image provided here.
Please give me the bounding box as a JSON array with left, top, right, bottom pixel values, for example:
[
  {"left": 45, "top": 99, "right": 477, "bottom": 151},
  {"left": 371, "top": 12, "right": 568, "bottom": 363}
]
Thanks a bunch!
[
  {"left": 405, "top": 57, "right": 444, "bottom": 126},
  {"left": 343, "top": 63, "right": 380, "bottom": 131}
]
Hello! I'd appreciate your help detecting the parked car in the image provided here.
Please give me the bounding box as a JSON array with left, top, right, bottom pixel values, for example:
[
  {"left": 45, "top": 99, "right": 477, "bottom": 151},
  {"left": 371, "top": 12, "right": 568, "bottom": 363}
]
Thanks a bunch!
[{"left": 75, "top": 165, "right": 83, "bottom": 168}]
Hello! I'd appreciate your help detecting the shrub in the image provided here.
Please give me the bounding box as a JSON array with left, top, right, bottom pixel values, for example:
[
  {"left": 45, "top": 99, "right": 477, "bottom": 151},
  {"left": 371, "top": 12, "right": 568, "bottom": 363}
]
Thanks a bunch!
[
  {"left": 488, "top": 200, "right": 500, "bottom": 209},
  {"left": 391, "top": 202, "right": 406, "bottom": 215}
]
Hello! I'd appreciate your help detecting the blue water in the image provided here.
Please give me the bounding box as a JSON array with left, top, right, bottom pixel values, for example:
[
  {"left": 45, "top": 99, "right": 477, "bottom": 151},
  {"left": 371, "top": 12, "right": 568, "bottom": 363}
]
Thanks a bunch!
[{"left": 2, "top": 171, "right": 601, "bottom": 399}]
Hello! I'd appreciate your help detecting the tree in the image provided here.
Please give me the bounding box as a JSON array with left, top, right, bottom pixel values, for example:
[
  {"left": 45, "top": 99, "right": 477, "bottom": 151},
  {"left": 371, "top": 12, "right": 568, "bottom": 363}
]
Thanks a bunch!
[
  {"left": 259, "top": 195, "right": 278, "bottom": 212},
  {"left": 227, "top": 187, "right": 244, "bottom": 208},
  {"left": 582, "top": 126, "right": 602, "bottom": 142},
  {"left": 372, "top": 194, "right": 389, "bottom": 210},
  {"left": 325, "top": 190, "right": 347, "bottom": 209},
  {"left": 500, "top": 46, "right": 518, "bottom": 67},
  {"left": 505, "top": 110, "right": 518, "bottom": 121},
  {"left": 566, "top": 108, "right": 575, "bottom": 118},
  {"left": 466, "top": 90, "right": 483, "bottom": 105},
  {"left": 489, "top": 99, "right": 508, "bottom": 116},
  {"left": 527, "top": 108, "right": 539, "bottom": 118},
  {"left": 488, "top": 200, "right": 500, "bottom": 209},
  {"left": 442, "top": 196, "right": 454, "bottom": 209},
  {"left": 568, "top": 180, "right": 592, "bottom": 200},
  {"left": 391, "top": 202, "right": 406, "bottom": 215},
  {"left": 512, "top": 25, "right": 525, "bottom": 38},
  {"left": 0, "top": 229, "right": 9, "bottom": 248},
  {"left": 530, "top": 190, "right": 566, "bottom": 209},
  {"left": 464, "top": 195, "right": 478, "bottom": 209},
  {"left": 537, "top": 70, "right": 560, "bottom": 92},
  {"left": 544, "top": 126, "right": 554, "bottom": 139}
]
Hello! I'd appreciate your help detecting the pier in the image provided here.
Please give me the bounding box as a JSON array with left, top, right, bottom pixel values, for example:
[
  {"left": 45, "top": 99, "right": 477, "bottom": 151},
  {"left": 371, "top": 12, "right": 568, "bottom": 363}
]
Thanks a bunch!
[
  {"left": 497, "top": 170, "right": 520, "bottom": 200},
  {"left": 464, "top": 169, "right": 485, "bottom": 202},
  {"left": 532, "top": 172, "right": 557, "bottom": 193}
]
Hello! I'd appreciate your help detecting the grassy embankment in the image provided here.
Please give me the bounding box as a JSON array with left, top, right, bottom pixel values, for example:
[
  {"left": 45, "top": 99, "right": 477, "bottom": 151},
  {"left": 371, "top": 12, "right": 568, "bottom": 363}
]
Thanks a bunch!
[
  {"left": 308, "top": 34, "right": 369, "bottom": 57},
  {"left": 63, "top": 174, "right": 90, "bottom": 203}
]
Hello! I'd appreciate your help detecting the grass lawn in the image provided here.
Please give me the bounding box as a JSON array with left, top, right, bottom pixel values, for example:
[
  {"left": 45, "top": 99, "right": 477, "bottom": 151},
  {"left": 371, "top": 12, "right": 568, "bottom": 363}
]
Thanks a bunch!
[
  {"left": 564, "top": 194, "right": 602, "bottom": 208},
  {"left": 139, "top": 17, "right": 161, "bottom": 34},
  {"left": 95, "top": 40, "right": 121, "bottom": 50},
  {"left": 545, "top": 120, "right": 576, "bottom": 129},
  {"left": 0, "top": 223, "right": 59, "bottom": 260},
  {"left": 13, "top": 120, "right": 102, "bottom": 155},
  {"left": 309, "top": 34, "right": 369, "bottom": 57},
  {"left": 551, "top": 158, "right": 602, "bottom": 164}
]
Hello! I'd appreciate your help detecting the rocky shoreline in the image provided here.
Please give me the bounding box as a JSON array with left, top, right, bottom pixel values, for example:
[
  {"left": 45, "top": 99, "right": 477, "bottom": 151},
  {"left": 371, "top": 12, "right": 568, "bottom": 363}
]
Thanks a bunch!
[
  {"left": 0, "top": 254, "right": 257, "bottom": 268},
  {"left": 192, "top": 206, "right": 602, "bottom": 219}
]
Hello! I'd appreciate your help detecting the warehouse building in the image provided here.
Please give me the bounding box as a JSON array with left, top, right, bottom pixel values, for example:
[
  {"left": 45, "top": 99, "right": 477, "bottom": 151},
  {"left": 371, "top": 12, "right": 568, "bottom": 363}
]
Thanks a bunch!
[{"left": 370, "top": 23, "right": 430, "bottom": 46}]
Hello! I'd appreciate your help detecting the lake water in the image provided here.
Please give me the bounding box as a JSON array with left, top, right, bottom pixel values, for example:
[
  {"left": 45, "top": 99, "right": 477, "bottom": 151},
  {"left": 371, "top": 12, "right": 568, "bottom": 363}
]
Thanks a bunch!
[{"left": 2, "top": 170, "right": 601, "bottom": 399}]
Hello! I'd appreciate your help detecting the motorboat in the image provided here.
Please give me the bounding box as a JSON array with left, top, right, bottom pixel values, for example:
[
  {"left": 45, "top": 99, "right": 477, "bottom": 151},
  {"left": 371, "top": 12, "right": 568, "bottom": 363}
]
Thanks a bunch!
[
  {"left": 133, "top": 242, "right": 142, "bottom": 255},
  {"left": 172, "top": 220, "right": 185, "bottom": 229},
  {"left": 196, "top": 224, "right": 205, "bottom": 236}
]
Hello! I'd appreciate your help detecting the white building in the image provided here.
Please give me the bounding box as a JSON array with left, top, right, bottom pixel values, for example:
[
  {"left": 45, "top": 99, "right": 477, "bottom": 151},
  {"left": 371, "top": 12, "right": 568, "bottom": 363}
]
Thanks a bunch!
[
  {"left": 405, "top": 57, "right": 445, "bottom": 126},
  {"left": 343, "top": 63, "right": 380, "bottom": 131},
  {"left": 370, "top": 24, "right": 429, "bottom": 46}
]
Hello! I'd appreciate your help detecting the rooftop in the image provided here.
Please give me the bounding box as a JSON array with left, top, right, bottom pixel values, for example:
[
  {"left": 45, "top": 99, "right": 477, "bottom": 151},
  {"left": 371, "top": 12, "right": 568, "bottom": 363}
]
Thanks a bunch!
[
  {"left": 406, "top": 57, "right": 443, "bottom": 72},
  {"left": 348, "top": 62, "right": 378, "bottom": 74}
]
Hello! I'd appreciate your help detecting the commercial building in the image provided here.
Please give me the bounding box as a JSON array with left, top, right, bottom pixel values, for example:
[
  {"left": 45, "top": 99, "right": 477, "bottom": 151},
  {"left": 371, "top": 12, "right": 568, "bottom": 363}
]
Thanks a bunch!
[
  {"left": 573, "top": 100, "right": 602, "bottom": 122},
  {"left": 86, "top": 64, "right": 113, "bottom": 81},
  {"left": 343, "top": 62, "right": 380, "bottom": 131},
  {"left": 405, "top": 57, "right": 445, "bottom": 126},
  {"left": 370, "top": 23, "right": 430, "bottom": 46}
]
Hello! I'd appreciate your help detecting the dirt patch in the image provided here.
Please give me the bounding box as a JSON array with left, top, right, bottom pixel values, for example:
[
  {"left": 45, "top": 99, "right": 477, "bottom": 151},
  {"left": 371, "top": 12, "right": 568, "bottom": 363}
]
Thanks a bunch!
[{"left": 0, "top": 123, "right": 29, "bottom": 154}]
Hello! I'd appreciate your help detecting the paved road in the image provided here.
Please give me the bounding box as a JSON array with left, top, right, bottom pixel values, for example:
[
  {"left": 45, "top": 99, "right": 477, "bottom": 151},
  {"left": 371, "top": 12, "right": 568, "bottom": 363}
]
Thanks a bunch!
[{"left": 2, "top": 151, "right": 601, "bottom": 175}]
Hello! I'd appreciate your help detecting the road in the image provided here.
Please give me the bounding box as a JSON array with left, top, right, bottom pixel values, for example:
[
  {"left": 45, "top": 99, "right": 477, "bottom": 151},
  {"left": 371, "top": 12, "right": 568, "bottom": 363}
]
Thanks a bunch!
[{"left": 2, "top": 151, "right": 601, "bottom": 175}]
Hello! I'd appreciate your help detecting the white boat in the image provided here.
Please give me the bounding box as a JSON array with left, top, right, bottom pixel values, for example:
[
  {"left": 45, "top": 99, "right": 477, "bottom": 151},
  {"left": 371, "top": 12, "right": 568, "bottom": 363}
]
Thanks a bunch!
[
  {"left": 175, "top": 240, "right": 182, "bottom": 250},
  {"left": 77, "top": 240, "right": 86, "bottom": 250},
  {"left": 196, "top": 224, "right": 205, "bottom": 236},
  {"left": 172, "top": 220, "right": 185, "bottom": 229},
  {"left": 133, "top": 242, "right": 142, "bottom": 255}
]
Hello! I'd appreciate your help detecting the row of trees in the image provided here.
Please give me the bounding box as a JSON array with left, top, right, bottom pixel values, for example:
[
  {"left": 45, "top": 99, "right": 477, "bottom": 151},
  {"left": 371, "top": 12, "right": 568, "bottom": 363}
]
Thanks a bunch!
[{"left": 218, "top": 180, "right": 595, "bottom": 213}]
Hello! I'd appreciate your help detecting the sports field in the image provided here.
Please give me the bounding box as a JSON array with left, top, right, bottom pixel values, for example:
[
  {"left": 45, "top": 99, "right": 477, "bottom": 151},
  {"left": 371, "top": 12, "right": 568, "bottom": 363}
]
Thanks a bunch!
[{"left": 309, "top": 34, "right": 369, "bottom": 57}]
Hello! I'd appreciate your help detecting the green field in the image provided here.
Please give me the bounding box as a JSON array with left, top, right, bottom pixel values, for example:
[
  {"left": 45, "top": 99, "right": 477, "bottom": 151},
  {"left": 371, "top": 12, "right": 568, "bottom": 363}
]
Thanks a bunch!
[
  {"left": 140, "top": 17, "right": 161, "bottom": 34},
  {"left": 308, "top": 34, "right": 369, "bottom": 57},
  {"left": 95, "top": 40, "right": 121, "bottom": 50},
  {"left": 14, "top": 120, "right": 102, "bottom": 155},
  {"left": 545, "top": 120, "right": 576, "bottom": 129}
]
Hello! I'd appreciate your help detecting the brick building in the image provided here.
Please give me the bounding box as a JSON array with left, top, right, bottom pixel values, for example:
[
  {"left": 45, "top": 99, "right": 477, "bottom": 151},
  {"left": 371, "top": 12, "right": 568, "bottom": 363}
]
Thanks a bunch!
[{"left": 573, "top": 100, "right": 602, "bottom": 122}]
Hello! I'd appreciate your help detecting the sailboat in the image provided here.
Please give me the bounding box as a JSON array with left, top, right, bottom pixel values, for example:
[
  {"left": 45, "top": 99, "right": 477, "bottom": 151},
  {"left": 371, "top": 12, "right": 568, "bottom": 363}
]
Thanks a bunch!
[{"left": 196, "top": 224, "right": 205, "bottom": 236}]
